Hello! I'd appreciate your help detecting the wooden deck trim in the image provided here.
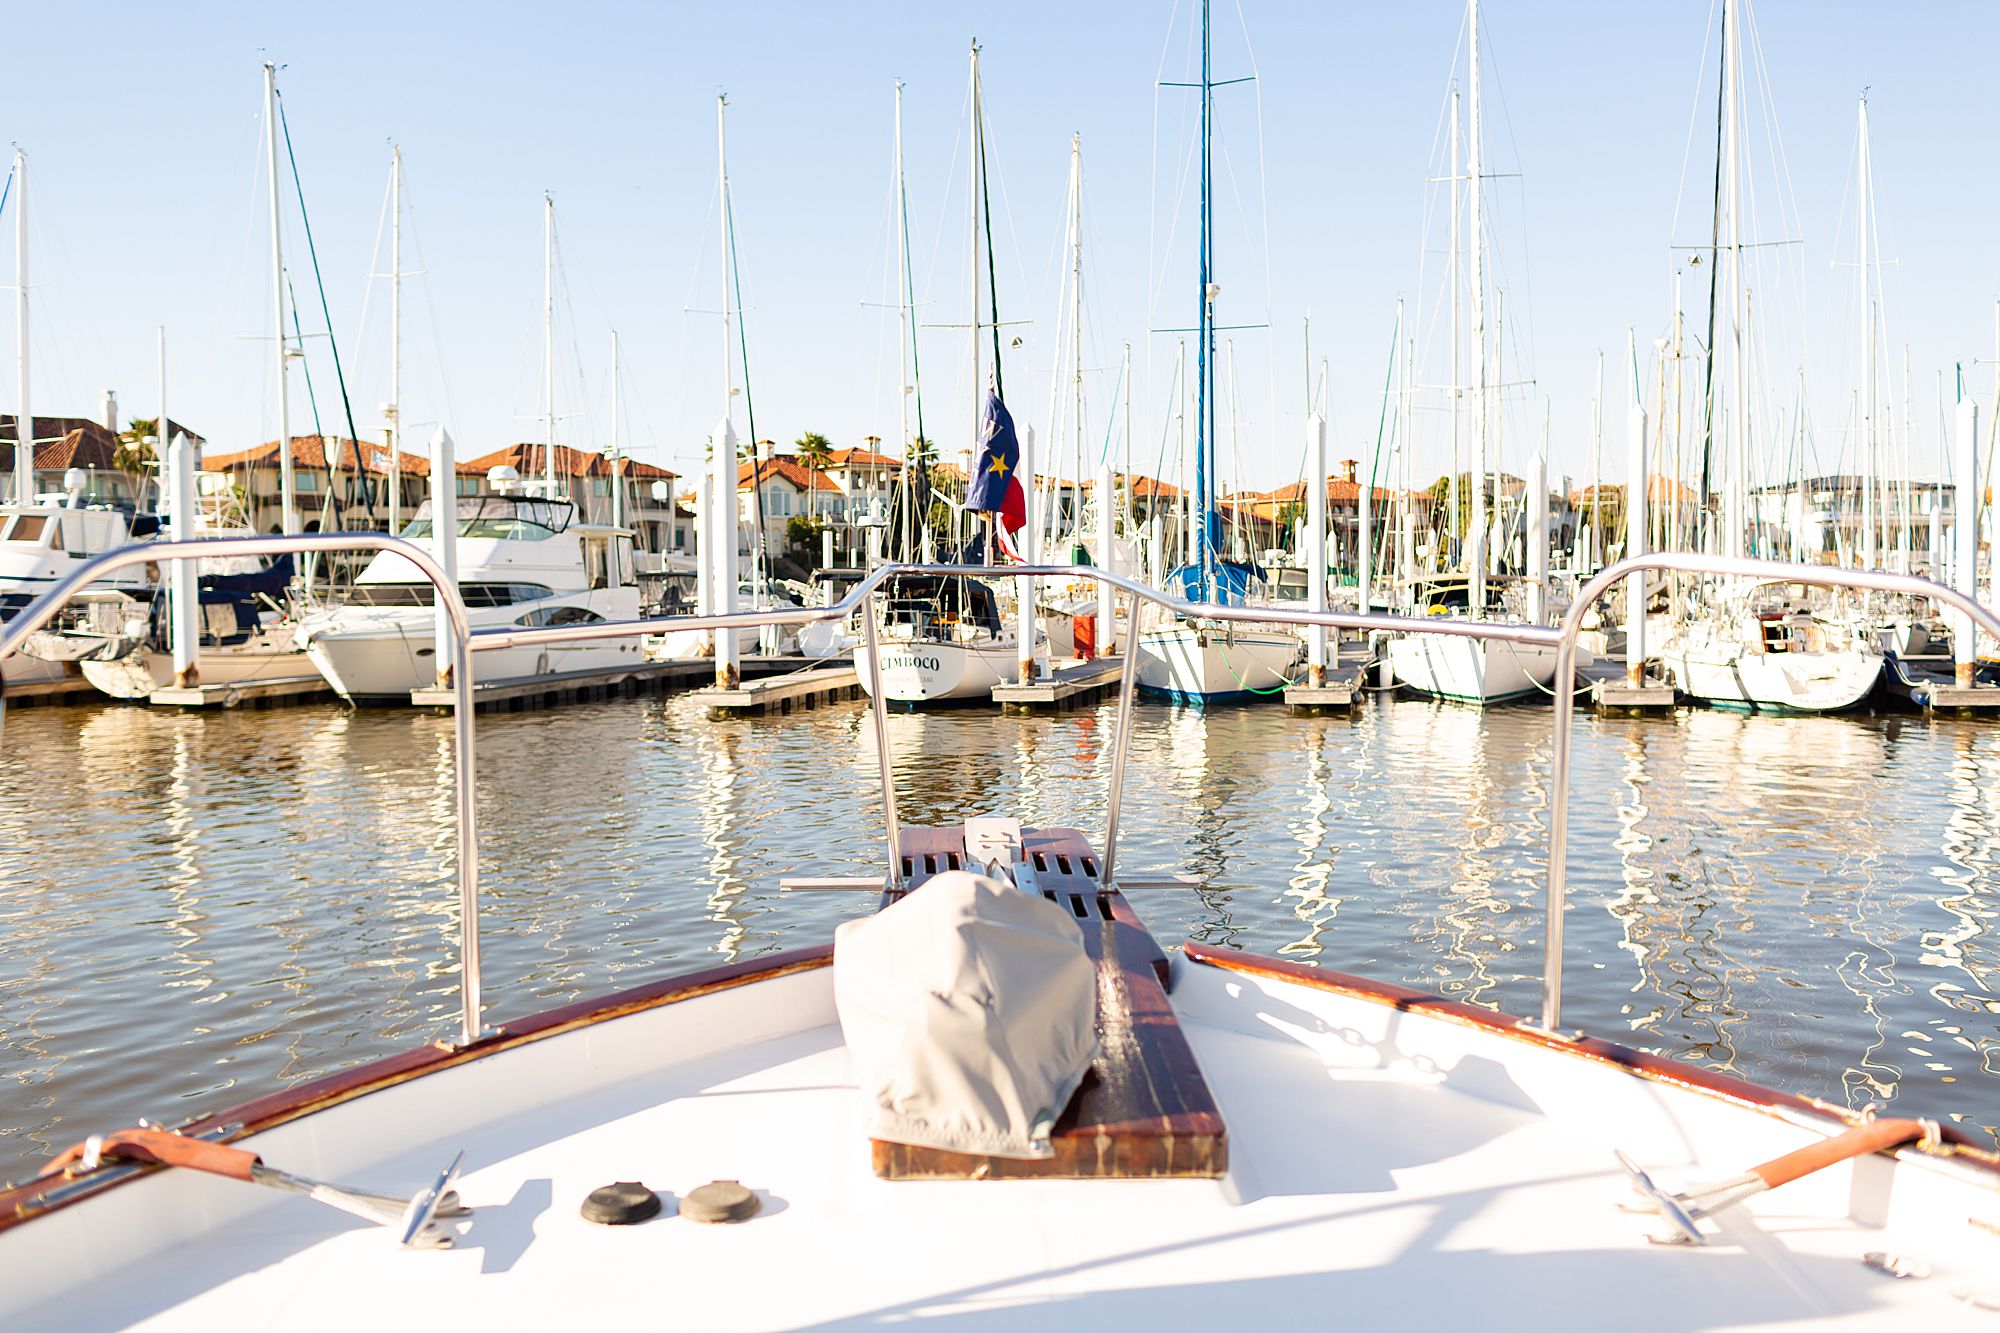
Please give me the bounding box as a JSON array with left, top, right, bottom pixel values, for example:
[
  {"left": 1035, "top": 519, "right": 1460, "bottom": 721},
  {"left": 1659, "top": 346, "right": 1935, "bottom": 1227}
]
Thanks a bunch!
[
  {"left": 0, "top": 945, "right": 833, "bottom": 1231},
  {"left": 1182, "top": 943, "right": 2000, "bottom": 1178}
]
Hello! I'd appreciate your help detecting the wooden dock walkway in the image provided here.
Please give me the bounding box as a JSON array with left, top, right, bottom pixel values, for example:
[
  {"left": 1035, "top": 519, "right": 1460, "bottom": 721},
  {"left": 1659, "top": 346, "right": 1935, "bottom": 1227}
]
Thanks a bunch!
[
  {"left": 701, "top": 664, "right": 862, "bottom": 716},
  {"left": 992, "top": 656, "right": 1124, "bottom": 710},
  {"left": 410, "top": 655, "right": 807, "bottom": 713},
  {"left": 149, "top": 674, "right": 336, "bottom": 710},
  {"left": 1580, "top": 658, "right": 1676, "bottom": 714},
  {"left": 1, "top": 672, "right": 101, "bottom": 709}
]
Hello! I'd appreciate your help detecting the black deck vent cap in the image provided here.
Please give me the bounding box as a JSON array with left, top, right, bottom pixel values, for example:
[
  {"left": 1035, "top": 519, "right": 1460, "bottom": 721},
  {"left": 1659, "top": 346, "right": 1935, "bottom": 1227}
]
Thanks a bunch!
[{"left": 581, "top": 1180, "right": 662, "bottom": 1225}]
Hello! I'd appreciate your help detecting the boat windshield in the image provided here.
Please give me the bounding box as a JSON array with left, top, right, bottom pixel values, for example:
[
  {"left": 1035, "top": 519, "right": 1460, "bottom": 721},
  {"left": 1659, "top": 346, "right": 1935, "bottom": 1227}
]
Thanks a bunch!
[
  {"left": 397, "top": 494, "right": 573, "bottom": 542},
  {"left": 346, "top": 582, "right": 555, "bottom": 608}
]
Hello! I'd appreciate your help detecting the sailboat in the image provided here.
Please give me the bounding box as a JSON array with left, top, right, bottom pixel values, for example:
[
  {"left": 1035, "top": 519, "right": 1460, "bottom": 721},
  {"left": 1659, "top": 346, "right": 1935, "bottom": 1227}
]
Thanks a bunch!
[
  {"left": 854, "top": 43, "right": 1036, "bottom": 707},
  {"left": 1652, "top": 0, "right": 1882, "bottom": 712},
  {"left": 1133, "top": 0, "right": 1301, "bottom": 704},
  {"left": 1387, "top": 0, "right": 1561, "bottom": 705}
]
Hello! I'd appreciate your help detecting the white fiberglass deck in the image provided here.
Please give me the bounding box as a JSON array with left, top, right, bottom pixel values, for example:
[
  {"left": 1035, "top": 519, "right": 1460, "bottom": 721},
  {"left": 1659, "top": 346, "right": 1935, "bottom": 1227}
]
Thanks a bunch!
[{"left": 9, "top": 958, "right": 1996, "bottom": 1331}]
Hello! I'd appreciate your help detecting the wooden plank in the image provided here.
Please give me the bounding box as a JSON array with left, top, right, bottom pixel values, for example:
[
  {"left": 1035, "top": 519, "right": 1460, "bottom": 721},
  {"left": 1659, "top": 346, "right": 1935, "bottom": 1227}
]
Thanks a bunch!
[
  {"left": 700, "top": 666, "right": 860, "bottom": 715},
  {"left": 149, "top": 675, "right": 334, "bottom": 709},
  {"left": 409, "top": 658, "right": 713, "bottom": 709},
  {"left": 991, "top": 657, "right": 1123, "bottom": 708},
  {"left": 872, "top": 823, "right": 1226, "bottom": 1181}
]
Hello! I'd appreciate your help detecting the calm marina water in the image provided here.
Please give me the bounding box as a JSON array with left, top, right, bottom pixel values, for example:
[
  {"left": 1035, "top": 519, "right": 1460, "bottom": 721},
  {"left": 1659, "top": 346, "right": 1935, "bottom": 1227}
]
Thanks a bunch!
[{"left": 2, "top": 691, "right": 1997, "bottom": 1180}]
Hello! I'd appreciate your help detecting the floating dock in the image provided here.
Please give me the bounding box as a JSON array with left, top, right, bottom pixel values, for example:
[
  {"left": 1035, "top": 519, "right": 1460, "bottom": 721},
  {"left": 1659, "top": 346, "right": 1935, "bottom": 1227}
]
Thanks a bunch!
[
  {"left": 1880, "top": 656, "right": 2000, "bottom": 713},
  {"left": 150, "top": 674, "right": 336, "bottom": 710},
  {"left": 0, "top": 672, "right": 100, "bottom": 708},
  {"left": 411, "top": 655, "right": 806, "bottom": 713},
  {"left": 1581, "top": 659, "right": 1676, "bottom": 714},
  {"left": 702, "top": 665, "right": 862, "bottom": 716},
  {"left": 992, "top": 656, "right": 1124, "bottom": 711},
  {"left": 1283, "top": 641, "right": 1371, "bottom": 711}
]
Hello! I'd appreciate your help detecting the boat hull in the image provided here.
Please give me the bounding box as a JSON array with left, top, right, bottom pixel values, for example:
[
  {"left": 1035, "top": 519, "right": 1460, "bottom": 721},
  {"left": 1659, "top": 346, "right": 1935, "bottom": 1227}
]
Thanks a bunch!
[
  {"left": 1659, "top": 645, "right": 1882, "bottom": 712},
  {"left": 853, "top": 636, "right": 1016, "bottom": 704},
  {"left": 1387, "top": 631, "right": 1561, "bottom": 704},
  {"left": 78, "top": 630, "right": 308, "bottom": 700},
  {"left": 1134, "top": 625, "right": 1299, "bottom": 702},
  {"left": 304, "top": 623, "right": 646, "bottom": 701}
]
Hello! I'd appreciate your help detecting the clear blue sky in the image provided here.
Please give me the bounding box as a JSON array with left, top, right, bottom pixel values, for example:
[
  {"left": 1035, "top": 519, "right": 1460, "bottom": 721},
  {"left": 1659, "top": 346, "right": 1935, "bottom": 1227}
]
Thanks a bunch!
[{"left": 7, "top": 1, "right": 1998, "bottom": 492}]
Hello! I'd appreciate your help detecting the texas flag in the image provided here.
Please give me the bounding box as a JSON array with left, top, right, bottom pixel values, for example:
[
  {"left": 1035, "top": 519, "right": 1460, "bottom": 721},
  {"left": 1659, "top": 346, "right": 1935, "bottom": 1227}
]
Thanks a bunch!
[{"left": 966, "top": 390, "right": 1027, "bottom": 555}]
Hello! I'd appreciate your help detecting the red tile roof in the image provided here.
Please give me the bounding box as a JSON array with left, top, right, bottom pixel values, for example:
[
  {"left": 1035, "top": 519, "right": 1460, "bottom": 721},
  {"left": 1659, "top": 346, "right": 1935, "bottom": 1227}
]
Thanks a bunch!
[
  {"left": 462, "top": 443, "right": 675, "bottom": 480},
  {"left": 826, "top": 447, "right": 901, "bottom": 469},
  {"left": 204, "top": 435, "right": 432, "bottom": 476},
  {"left": 738, "top": 457, "right": 841, "bottom": 493}
]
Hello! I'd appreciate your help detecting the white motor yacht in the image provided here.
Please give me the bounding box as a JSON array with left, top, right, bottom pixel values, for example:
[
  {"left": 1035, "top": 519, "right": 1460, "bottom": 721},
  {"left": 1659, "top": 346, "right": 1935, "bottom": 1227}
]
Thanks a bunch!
[
  {"left": 1, "top": 478, "right": 153, "bottom": 688},
  {"left": 297, "top": 492, "right": 643, "bottom": 702}
]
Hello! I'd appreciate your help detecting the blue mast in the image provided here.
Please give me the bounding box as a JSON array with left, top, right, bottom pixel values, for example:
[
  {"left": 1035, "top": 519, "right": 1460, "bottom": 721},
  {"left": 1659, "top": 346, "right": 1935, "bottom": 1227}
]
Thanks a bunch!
[{"left": 1196, "top": 0, "right": 1215, "bottom": 600}]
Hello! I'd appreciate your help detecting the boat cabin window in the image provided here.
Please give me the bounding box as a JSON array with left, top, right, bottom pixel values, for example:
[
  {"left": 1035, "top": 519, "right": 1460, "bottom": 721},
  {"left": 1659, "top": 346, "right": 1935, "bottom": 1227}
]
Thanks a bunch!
[
  {"left": 515, "top": 605, "right": 606, "bottom": 627},
  {"left": 397, "top": 495, "right": 574, "bottom": 542},
  {"left": 582, "top": 535, "right": 618, "bottom": 589},
  {"left": 347, "top": 582, "right": 555, "bottom": 608},
  {"left": 0, "top": 513, "right": 50, "bottom": 546}
]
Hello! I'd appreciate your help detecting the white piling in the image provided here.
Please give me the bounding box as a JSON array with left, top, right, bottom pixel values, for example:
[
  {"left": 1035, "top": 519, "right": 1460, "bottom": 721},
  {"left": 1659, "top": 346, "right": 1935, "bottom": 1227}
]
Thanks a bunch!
[
  {"left": 713, "top": 415, "right": 740, "bottom": 687},
  {"left": 166, "top": 431, "right": 199, "bottom": 687},
  {"left": 1095, "top": 453, "right": 1115, "bottom": 653},
  {"left": 1625, "top": 403, "right": 1648, "bottom": 684},
  {"left": 1357, "top": 446, "right": 1374, "bottom": 619},
  {"left": 1305, "top": 412, "right": 1328, "bottom": 685},
  {"left": 1527, "top": 450, "right": 1548, "bottom": 625},
  {"left": 428, "top": 427, "right": 458, "bottom": 689},
  {"left": 1954, "top": 395, "right": 1979, "bottom": 685},
  {"left": 1017, "top": 422, "right": 1038, "bottom": 681}
]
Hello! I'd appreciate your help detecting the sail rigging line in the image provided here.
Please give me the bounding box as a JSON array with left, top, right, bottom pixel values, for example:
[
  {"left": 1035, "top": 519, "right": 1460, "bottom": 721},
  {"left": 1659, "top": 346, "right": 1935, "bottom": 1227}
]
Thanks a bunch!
[
  {"left": 723, "top": 183, "right": 772, "bottom": 586},
  {"left": 276, "top": 93, "right": 369, "bottom": 518},
  {"left": 1697, "top": 0, "right": 1727, "bottom": 553},
  {"left": 281, "top": 271, "right": 337, "bottom": 509}
]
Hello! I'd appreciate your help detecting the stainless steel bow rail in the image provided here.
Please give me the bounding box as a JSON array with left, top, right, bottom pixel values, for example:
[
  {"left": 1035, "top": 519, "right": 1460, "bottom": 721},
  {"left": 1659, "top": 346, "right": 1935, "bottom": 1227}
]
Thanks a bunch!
[
  {"left": 8, "top": 537, "right": 1999, "bottom": 1050},
  {"left": 0, "top": 533, "right": 486, "bottom": 1046}
]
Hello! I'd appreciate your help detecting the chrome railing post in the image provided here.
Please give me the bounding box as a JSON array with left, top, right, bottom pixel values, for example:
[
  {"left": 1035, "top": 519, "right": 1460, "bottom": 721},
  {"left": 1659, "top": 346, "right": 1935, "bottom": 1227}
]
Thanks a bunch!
[
  {"left": 440, "top": 599, "right": 481, "bottom": 1046},
  {"left": 1099, "top": 589, "right": 1144, "bottom": 887},
  {"left": 861, "top": 592, "right": 904, "bottom": 890},
  {"left": 1542, "top": 610, "right": 1583, "bottom": 1033}
]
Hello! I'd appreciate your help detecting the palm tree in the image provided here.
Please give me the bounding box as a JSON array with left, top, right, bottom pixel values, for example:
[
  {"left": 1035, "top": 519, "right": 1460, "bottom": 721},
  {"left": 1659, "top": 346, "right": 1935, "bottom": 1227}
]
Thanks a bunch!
[
  {"left": 115, "top": 417, "right": 162, "bottom": 484},
  {"left": 794, "top": 431, "right": 834, "bottom": 525}
]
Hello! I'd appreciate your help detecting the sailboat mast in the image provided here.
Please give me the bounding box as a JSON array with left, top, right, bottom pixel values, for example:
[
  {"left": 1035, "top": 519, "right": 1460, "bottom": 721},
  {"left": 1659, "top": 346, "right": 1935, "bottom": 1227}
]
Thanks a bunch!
[
  {"left": 1196, "top": 0, "right": 1216, "bottom": 591},
  {"left": 1723, "top": 0, "right": 1745, "bottom": 560},
  {"left": 1448, "top": 89, "right": 1461, "bottom": 562},
  {"left": 388, "top": 145, "right": 402, "bottom": 530},
  {"left": 894, "top": 80, "right": 913, "bottom": 560},
  {"left": 1858, "top": 93, "right": 1877, "bottom": 570},
  {"left": 1070, "top": 132, "right": 1084, "bottom": 553},
  {"left": 1467, "top": 0, "right": 1487, "bottom": 613},
  {"left": 12, "top": 148, "right": 29, "bottom": 506},
  {"left": 543, "top": 191, "right": 557, "bottom": 497},
  {"left": 969, "top": 42, "right": 983, "bottom": 452},
  {"left": 265, "top": 63, "right": 297, "bottom": 534}
]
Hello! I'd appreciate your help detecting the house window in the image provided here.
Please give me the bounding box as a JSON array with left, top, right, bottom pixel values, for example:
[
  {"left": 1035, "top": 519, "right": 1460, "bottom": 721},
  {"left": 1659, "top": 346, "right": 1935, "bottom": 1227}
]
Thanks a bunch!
[
  {"left": 592, "top": 478, "right": 610, "bottom": 497},
  {"left": 456, "top": 477, "right": 481, "bottom": 496},
  {"left": 296, "top": 472, "right": 320, "bottom": 492},
  {"left": 765, "top": 487, "right": 792, "bottom": 517}
]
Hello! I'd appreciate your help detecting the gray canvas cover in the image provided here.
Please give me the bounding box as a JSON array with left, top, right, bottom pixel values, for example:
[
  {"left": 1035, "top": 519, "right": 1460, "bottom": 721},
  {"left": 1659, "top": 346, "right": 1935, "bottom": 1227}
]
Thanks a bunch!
[{"left": 835, "top": 869, "right": 1098, "bottom": 1159}]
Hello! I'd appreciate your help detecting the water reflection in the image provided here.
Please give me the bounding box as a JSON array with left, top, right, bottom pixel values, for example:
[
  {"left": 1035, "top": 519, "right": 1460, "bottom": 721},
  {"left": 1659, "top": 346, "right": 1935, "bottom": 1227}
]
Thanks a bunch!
[{"left": 1, "top": 691, "right": 1997, "bottom": 1178}]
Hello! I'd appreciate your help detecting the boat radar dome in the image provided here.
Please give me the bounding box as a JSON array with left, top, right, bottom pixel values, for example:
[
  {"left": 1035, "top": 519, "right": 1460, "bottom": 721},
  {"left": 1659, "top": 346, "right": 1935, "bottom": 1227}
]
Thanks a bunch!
[
  {"left": 486, "top": 465, "right": 522, "bottom": 493},
  {"left": 63, "top": 468, "right": 88, "bottom": 495}
]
